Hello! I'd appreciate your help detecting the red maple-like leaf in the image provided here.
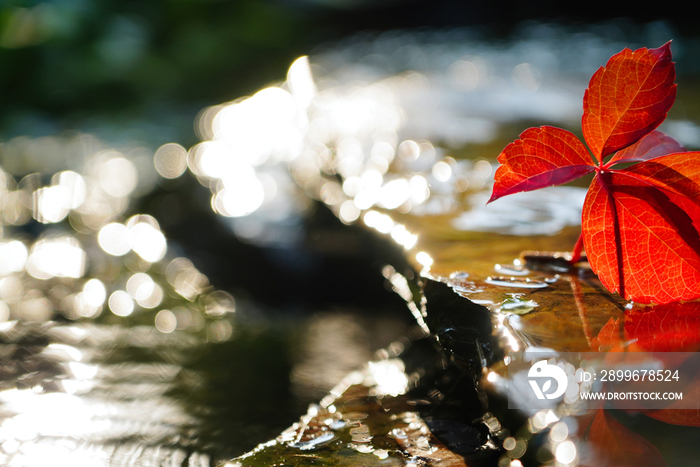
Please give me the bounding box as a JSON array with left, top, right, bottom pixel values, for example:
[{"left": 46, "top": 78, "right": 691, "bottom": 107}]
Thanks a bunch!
[{"left": 489, "top": 42, "right": 700, "bottom": 304}]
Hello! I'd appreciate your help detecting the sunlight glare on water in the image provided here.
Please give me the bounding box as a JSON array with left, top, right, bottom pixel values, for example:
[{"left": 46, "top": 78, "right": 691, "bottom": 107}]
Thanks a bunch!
[
  {"left": 108, "top": 290, "right": 134, "bottom": 317},
  {"left": 36, "top": 186, "right": 68, "bottom": 224},
  {"left": 0, "top": 240, "right": 28, "bottom": 274},
  {"left": 366, "top": 359, "right": 408, "bottom": 397},
  {"left": 25, "top": 236, "right": 85, "bottom": 280},
  {"left": 178, "top": 30, "right": 617, "bottom": 251}
]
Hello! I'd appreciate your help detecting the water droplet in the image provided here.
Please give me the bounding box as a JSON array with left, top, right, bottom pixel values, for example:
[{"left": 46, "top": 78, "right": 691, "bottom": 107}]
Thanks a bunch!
[
  {"left": 499, "top": 297, "right": 538, "bottom": 315},
  {"left": 350, "top": 443, "right": 374, "bottom": 453},
  {"left": 449, "top": 271, "right": 470, "bottom": 280},
  {"left": 292, "top": 432, "right": 335, "bottom": 450},
  {"left": 494, "top": 263, "right": 529, "bottom": 276},
  {"left": 451, "top": 282, "right": 485, "bottom": 294},
  {"left": 521, "top": 251, "right": 573, "bottom": 273},
  {"left": 485, "top": 276, "right": 548, "bottom": 289},
  {"left": 391, "top": 428, "right": 408, "bottom": 439}
]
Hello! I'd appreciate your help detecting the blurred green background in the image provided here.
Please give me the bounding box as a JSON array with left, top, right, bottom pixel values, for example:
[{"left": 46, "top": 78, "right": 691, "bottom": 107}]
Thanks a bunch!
[{"left": 1, "top": 0, "right": 694, "bottom": 148}]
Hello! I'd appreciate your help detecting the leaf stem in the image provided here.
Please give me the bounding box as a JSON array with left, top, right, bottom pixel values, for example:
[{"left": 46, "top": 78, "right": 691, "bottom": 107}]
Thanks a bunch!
[{"left": 570, "top": 233, "right": 584, "bottom": 265}]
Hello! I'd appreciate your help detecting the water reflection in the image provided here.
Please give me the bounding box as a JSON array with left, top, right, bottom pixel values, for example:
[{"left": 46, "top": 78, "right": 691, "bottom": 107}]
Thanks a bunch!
[
  {"left": 0, "top": 124, "right": 293, "bottom": 466},
  {"left": 0, "top": 322, "right": 205, "bottom": 466}
]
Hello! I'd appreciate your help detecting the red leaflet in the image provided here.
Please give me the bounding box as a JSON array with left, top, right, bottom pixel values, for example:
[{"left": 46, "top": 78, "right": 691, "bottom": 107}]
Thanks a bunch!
[
  {"left": 592, "top": 303, "right": 700, "bottom": 352},
  {"left": 583, "top": 43, "right": 676, "bottom": 161},
  {"left": 488, "top": 126, "right": 595, "bottom": 203},
  {"left": 488, "top": 42, "right": 700, "bottom": 304},
  {"left": 583, "top": 153, "right": 700, "bottom": 304},
  {"left": 606, "top": 130, "right": 684, "bottom": 166}
]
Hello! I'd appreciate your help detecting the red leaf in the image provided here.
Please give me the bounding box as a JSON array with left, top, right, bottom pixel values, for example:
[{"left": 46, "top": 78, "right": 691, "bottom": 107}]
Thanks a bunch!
[
  {"left": 582, "top": 43, "right": 676, "bottom": 162},
  {"left": 488, "top": 126, "right": 595, "bottom": 203},
  {"left": 606, "top": 130, "right": 685, "bottom": 167},
  {"left": 489, "top": 44, "right": 699, "bottom": 303},
  {"left": 622, "top": 151, "right": 700, "bottom": 205},
  {"left": 582, "top": 153, "right": 700, "bottom": 304},
  {"left": 645, "top": 408, "right": 700, "bottom": 427},
  {"left": 584, "top": 410, "right": 667, "bottom": 467}
]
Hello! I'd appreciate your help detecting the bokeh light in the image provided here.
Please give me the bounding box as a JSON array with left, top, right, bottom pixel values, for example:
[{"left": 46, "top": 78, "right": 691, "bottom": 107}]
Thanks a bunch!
[
  {"left": 109, "top": 290, "right": 134, "bottom": 317},
  {"left": 0, "top": 240, "right": 28, "bottom": 275},
  {"left": 97, "top": 155, "right": 138, "bottom": 198},
  {"left": 155, "top": 309, "right": 177, "bottom": 333},
  {"left": 25, "top": 236, "right": 86, "bottom": 280},
  {"left": 127, "top": 215, "right": 167, "bottom": 263},
  {"left": 154, "top": 143, "right": 188, "bottom": 179},
  {"left": 98, "top": 223, "right": 132, "bottom": 256}
]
